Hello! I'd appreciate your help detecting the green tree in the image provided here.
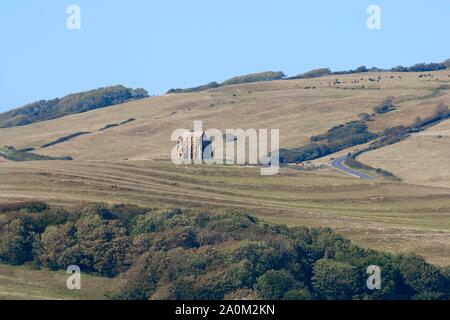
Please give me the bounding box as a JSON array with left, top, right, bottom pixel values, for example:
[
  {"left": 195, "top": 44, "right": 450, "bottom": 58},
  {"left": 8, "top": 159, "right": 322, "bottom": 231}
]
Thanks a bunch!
[
  {"left": 0, "top": 219, "right": 35, "bottom": 264},
  {"left": 356, "top": 66, "right": 368, "bottom": 73},
  {"left": 232, "top": 242, "right": 279, "bottom": 285},
  {"left": 312, "top": 259, "right": 360, "bottom": 300},
  {"left": 284, "top": 288, "right": 312, "bottom": 300},
  {"left": 38, "top": 223, "right": 82, "bottom": 270},
  {"left": 75, "top": 214, "right": 131, "bottom": 276},
  {"left": 255, "top": 270, "right": 296, "bottom": 300},
  {"left": 398, "top": 255, "right": 448, "bottom": 299}
]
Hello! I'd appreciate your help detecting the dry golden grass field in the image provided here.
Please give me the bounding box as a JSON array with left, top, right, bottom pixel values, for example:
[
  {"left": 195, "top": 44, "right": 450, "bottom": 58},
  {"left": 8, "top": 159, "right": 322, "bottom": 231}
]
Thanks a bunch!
[
  {"left": 1, "top": 69, "right": 450, "bottom": 267},
  {"left": 361, "top": 119, "right": 450, "bottom": 188},
  {"left": 0, "top": 70, "right": 448, "bottom": 161}
]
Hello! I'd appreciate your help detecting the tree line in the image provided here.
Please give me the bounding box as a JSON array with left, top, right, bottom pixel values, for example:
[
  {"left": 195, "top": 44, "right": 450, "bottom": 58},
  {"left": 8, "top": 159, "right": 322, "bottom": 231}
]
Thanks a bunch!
[
  {"left": 0, "top": 85, "right": 148, "bottom": 128},
  {"left": 0, "top": 202, "right": 449, "bottom": 300},
  {"left": 167, "top": 59, "right": 449, "bottom": 94}
]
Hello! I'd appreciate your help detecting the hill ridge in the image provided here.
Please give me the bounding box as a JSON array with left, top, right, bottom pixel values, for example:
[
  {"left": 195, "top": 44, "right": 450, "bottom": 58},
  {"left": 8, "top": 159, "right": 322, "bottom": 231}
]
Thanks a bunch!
[{"left": 0, "top": 85, "right": 148, "bottom": 128}]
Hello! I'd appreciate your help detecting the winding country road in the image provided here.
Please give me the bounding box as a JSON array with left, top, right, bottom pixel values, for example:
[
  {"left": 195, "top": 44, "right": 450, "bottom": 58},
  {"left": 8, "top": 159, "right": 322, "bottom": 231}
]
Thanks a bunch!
[{"left": 330, "top": 155, "right": 374, "bottom": 180}]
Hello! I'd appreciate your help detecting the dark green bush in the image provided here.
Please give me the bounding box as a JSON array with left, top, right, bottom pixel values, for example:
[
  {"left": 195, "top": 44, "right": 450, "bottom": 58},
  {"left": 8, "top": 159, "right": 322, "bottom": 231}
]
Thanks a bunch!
[{"left": 255, "top": 270, "right": 297, "bottom": 300}]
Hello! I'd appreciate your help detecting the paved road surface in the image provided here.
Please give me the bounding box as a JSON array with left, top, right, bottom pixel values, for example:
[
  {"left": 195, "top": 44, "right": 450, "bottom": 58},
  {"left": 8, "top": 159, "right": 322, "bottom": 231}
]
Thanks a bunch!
[{"left": 330, "top": 156, "right": 374, "bottom": 180}]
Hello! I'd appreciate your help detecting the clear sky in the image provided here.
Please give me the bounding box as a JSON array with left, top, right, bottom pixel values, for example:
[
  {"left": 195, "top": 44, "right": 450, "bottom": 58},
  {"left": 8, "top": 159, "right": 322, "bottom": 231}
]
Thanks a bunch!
[{"left": 0, "top": 0, "right": 449, "bottom": 112}]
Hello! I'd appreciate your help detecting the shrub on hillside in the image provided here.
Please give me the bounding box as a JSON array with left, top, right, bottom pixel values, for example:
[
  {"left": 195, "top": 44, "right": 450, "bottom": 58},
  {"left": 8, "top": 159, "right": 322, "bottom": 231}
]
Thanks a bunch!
[
  {"left": 280, "top": 121, "right": 377, "bottom": 163},
  {"left": 373, "top": 97, "right": 395, "bottom": 114},
  {"left": 0, "top": 86, "right": 148, "bottom": 128},
  {"left": 221, "top": 71, "right": 286, "bottom": 86},
  {"left": 413, "top": 104, "right": 449, "bottom": 129},
  {"left": 167, "top": 82, "right": 220, "bottom": 94},
  {"left": 0, "top": 146, "right": 73, "bottom": 161},
  {"left": 290, "top": 68, "right": 331, "bottom": 79},
  {"left": 443, "top": 59, "right": 450, "bottom": 68},
  {"left": 407, "top": 63, "right": 446, "bottom": 72}
]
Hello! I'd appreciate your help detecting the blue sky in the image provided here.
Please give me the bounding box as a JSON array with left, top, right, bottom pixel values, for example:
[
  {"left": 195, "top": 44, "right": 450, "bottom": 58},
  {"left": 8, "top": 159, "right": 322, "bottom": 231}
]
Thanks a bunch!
[{"left": 0, "top": 0, "right": 449, "bottom": 112}]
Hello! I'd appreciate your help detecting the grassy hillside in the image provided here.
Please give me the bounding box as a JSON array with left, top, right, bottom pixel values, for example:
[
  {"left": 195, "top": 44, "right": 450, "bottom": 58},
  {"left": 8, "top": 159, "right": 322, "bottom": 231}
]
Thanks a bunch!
[
  {"left": 0, "top": 70, "right": 448, "bottom": 163},
  {"left": 0, "top": 85, "right": 148, "bottom": 128},
  {"left": 360, "top": 119, "right": 450, "bottom": 188},
  {"left": 167, "top": 59, "right": 449, "bottom": 93},
  {"left": 1, "top": 160, "right": 450, "bottom": 265},
  {"left": 0, "top": 69, "right": 449, "bottom": 267}
]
